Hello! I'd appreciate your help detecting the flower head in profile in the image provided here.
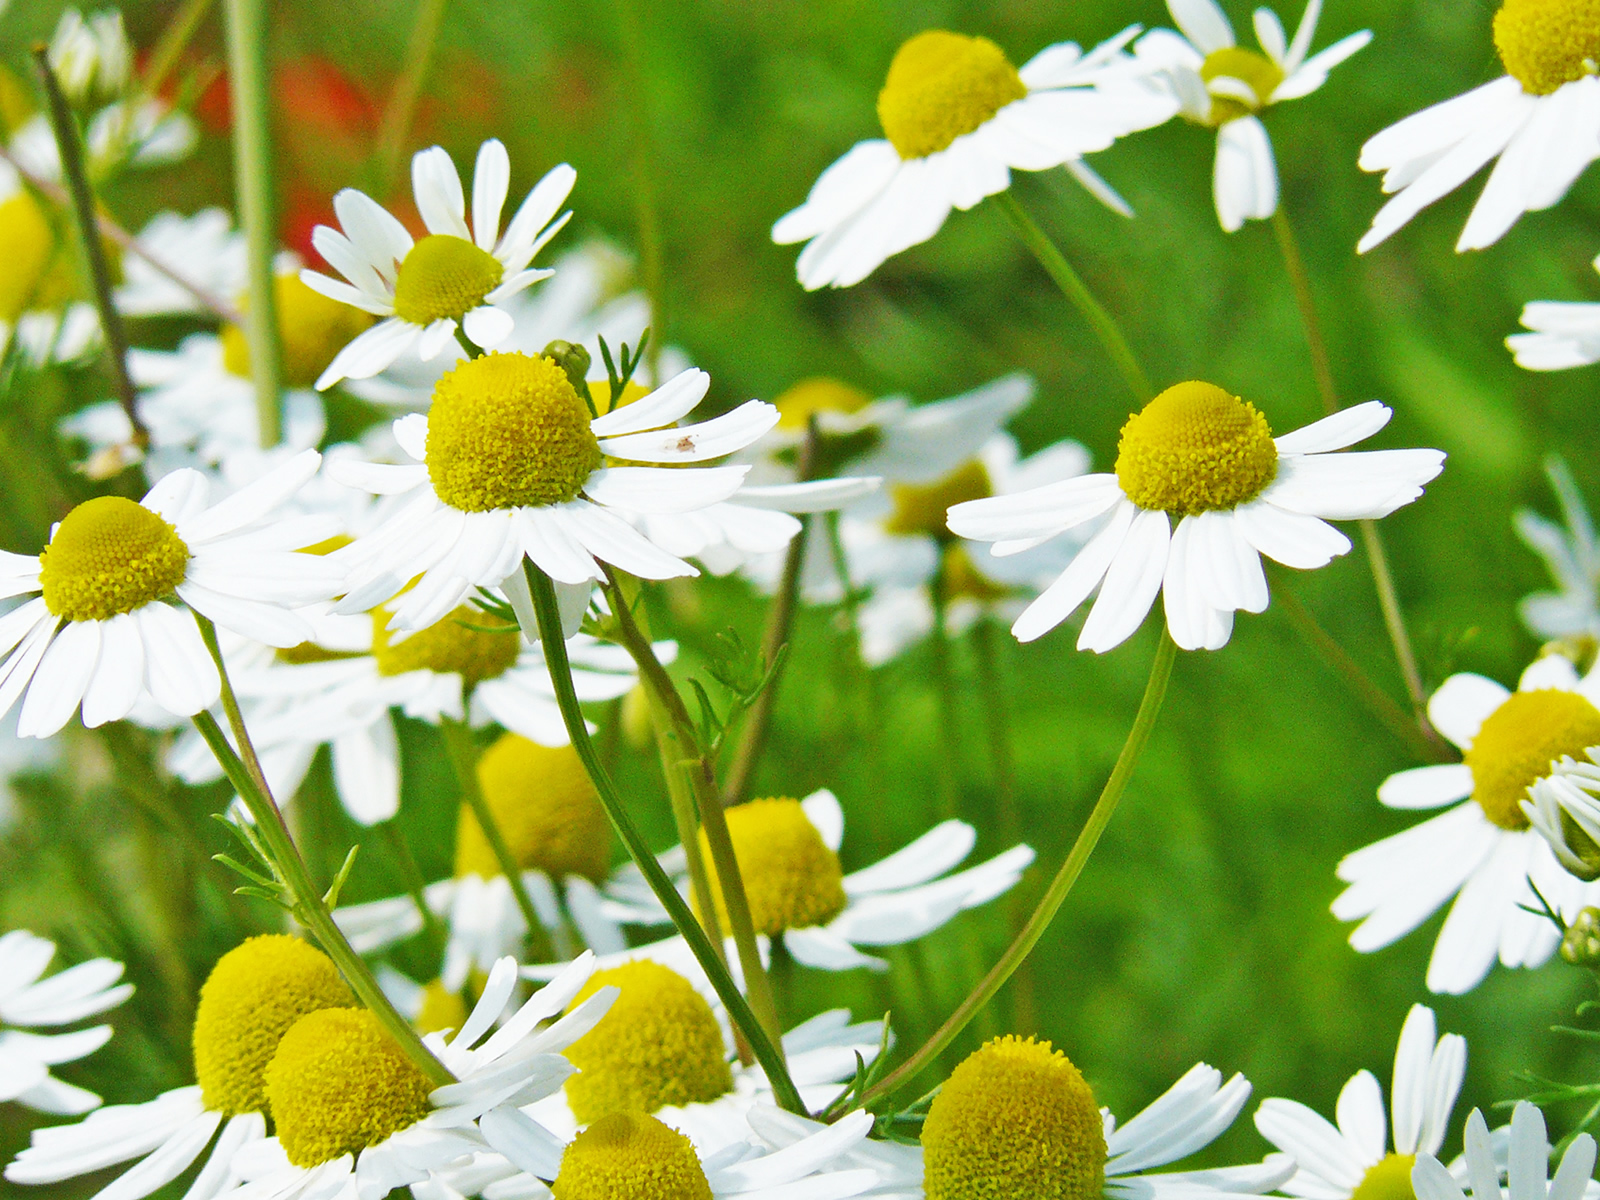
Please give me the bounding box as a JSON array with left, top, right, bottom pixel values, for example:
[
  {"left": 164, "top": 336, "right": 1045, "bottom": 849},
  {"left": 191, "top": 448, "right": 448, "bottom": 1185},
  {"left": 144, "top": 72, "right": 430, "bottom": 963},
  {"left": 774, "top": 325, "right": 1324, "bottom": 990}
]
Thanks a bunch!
[
  {"left": 948, "top": 383, "right": 1443, "bottom": 652},
  {"left": 1357, "top": 0, "right": 1600, "bottom": 254},
  {"left": 1412, "top": 1103, "right": 1596, "bottom": 1200},
  {"left": 1255, "top": 1005, "right": 1467, "bottom": 1200},
  {"left": 772, "top": 27, "right": 1176, "bottom": 288},
  {"left": 1334, "top": 655, "right": 1600, "bottom": 994},
  {"left": 302, "top": 139, "right": 575, "bottom": 388},
  {"left": 1508, "top": 254, "right": 1600, "bottom": 373},
  {"left": 1134, "top": 0, "right": 1371, "bottom": 231},
  {"left": 1513, "top": 458, "right": 1600, "bottom": 643}
]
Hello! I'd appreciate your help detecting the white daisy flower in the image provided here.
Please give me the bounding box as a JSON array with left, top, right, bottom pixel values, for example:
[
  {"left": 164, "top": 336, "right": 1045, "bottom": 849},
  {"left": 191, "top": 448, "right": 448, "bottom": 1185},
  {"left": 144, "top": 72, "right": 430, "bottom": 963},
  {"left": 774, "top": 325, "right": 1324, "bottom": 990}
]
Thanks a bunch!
[
  {"left": 771, "top": 27, "right": 1178, "bottom": 289},
  {"left": 48, "top": 9, "right": 131, "bottom": 105},
  {"left": 907, "top": 1034, "right": 1292, "bottom": 1199},
  {"left": 1513, "top": 458, "right": 1600, "bottom": 642},
  {"left": 1412, "top": 1103, "right": 1596, "bottom": 1200},
  {"left": 1133, "top": 0, "right": 1371, "bottom": 231},
  {"left": 1255, "top": 1005, "right": 1467, "bottom": 1200},
  {"left": 1333, "top": 654, "right": 1600, "bottom": 994},
  {"left": 5, "top": 936, "right": 353, "bottom": 1200},
  {"left": 113, "top": 208, "right": 246, "bottom": 319},
  {"left": 0, "top": 929, "right": 131, "bottom": 1115},
  {"left": 327, "top": 358, "right": 777, "bottom": 635},
  {"left": 1524, "top": 753, "right": 1600, "bottom": 882},
  {"left": 1508, "top": 253, "right": 1600, "bottom": 372},
  {"left": 0, "top": 450, "right": 343, "bottom": 738},
  {"left": 1356, "top": 0, "right": 1600, "bottom": 254},
  {"left": 303, "top": 140, "right": 575, "bottom": 388},
  {"left": 947, "top": 382, "right": 1444, "bottom": 652},
  {"left": 602, "top": 788, "right": 1034, "bottom": 971}
]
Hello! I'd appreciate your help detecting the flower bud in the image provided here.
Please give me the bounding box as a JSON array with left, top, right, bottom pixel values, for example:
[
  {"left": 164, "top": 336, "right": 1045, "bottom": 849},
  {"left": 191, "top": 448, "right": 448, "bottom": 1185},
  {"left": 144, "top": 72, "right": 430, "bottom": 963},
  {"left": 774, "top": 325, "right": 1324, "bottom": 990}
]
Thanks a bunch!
[
  {"left": 541, "top": 340, "right": 593, "bottom": 398},
  {"left": 1562, "top": 908, "right": 1600, "bottom": 967}
]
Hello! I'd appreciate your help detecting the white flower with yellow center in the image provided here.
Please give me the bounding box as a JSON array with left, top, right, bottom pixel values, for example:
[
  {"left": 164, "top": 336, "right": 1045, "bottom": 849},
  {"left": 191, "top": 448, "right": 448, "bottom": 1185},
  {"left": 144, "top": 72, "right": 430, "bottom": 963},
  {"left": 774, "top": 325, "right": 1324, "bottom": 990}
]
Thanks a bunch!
[
  {"left": 0, "top": 450, "right": 343, "bottom": 738},
  {"left": 1508, "top": 254, "right": 1600, "bottom": 372},
  {"left": 1255, "top": 1005, "right": 1467, "bottom": 1200},
  {"left": 1333, "top": 655, "right": 1600, "bottom": 994},
  {"left": 948, "top": 382, "right": 1445, "bottom": 652},
  {"left": 1356, "top": 0, "right": 1600, "bottom": 254},
  {"left": 0, "top": 929, "right": 131, "bottom": 1116},
  {"left": 771, "top": 28, "right": 1178, "bottom": 289},
  {"left": 603, "top": 789, "right": 1034, "bottom": 971},
  {"left": 6, "top": 935, "right": 353, "bottom": 1200},
  {"left": 1412, "top": 1103, "right": 1596, "bottom": 1200},
  {"left": 303, "top": 140, "right": 574, "bottom": 388},
  {"left": 1133, "top": 0, "right": 1371, "bottom": 231},
  {"left": 327, "top": 354, "right": 777, "bottom": 634}
]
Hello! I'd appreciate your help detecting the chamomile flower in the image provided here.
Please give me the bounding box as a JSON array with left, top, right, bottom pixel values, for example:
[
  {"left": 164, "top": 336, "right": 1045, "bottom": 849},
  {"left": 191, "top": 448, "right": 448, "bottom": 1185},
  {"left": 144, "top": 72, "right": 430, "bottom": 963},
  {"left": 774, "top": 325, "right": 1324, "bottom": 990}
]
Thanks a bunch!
[
  {"left": 908, "top": 1035, "right": 1293, "bottom": 1200},
  {"left": 1333, "top": 654, "right": 1600, "bottom": 994},
  {"left": 303, "top": 140, "right": 575, "bottom": 388},
  {"left": 771, "top": 27, "right": 1178, "bottom": 289},
  {"left": 1133, "top": 0, "right": 1371, "bottom": 231},
  {"left": 113, "top": 208, "right": 245, "bottom": 319},
  {"left": 603, "top": 789, "right": 1034, "bottom": 971},
  {"left": 1411, "top": 1104, "right": 1596, "bottom": 1200},
  {"left": 1356, "top": 0, "right": 1600, "bottom": 254},
  {"left": 1513, "top": 458, "right": 1600, "bottom": 642},
  {"left": 6, "top": 936, "right": 352, "bottom": 1200},
  {"left": 327, "top": 357, "right": 777, "bottom": 635},
  {"left": 947, "top": 382, "right": 1444, "bottom": 652},
  {"left": 0, "top": 450, "right": 343, "bottom": 737},
  {"left": 1508, "top": 254, "right": 1600, "bottom": 372},
  {"left": 0, "top": 179, "right": 101, "bottom": 366},
  {"left": 0, "top": 929, "right": 131, "bottom": 1115},
  {"left": 1255, "top": 1005, "right": 1467, "bottom": 1200}
]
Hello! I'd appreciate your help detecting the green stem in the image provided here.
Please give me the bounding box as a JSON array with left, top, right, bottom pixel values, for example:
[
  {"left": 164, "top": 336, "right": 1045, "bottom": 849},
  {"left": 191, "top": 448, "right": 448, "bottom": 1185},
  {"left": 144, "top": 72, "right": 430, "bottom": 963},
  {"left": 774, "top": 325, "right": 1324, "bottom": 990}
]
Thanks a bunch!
[
  {"left": 928, "top": 548, "right": 962, "bottom": 820},
  {"left": 523, "top": 562, "right": 805, "bottom": 1114},
  {"left": 31, "top": 47, "right": 148, "bottom": 452},
  {"left": 862, "top": 630, "right": 1179, "bottom": 1105},
  {"left": 140, "top": 0, "right": 216, "bottom": 110},
  {"left": 221, "top": 0, "right": 283, "bottom": 447},
  {"left": 373, "top": 0, "right": 448, "bottom": 195},
  {"left": 376, "top": 819, "right": 448, "bottom": 960},
  {"left": 438, "top": 715, "right": 555, "bottom": 962},
  {"left": 994, "top": 190, "right": 1152, "bottom": 404}
]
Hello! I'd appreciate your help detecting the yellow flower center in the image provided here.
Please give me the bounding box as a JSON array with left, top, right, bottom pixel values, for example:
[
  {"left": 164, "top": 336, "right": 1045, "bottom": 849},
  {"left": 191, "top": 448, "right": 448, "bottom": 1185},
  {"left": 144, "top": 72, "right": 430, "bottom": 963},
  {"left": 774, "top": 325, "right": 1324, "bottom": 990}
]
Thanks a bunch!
[
  {"left": 552, "top": 1111, "right": 712, "bottom": 1200},
  {"left": 590, "top": 378, "right": 650, "bottom": 416},
  {"left": 392, "top": 233, "right": 505, "bottom": 326},
  {"left": 1494, "top": 0, "right": 1600, "bottom": 95},
  {"left": 699, "top": 797, "right": 847, "bottom": 936},
  {"left": 426, "top": 352, "right": 603, "bottom": 512},
  {"left": 773, "top": 377, "right": 873, "bottom": 431},
  {"left": 221, "top": 273, "right": 376, "bottom": 390},
  {"left": 414, "top": 980, "right": 468, "bottom": 1035},
  {"left": 922, "top": 1035, "right": 1106, "bottom": 1200},
  {"left": 454, "top": 733, "right": 613, "bottom": 882},
  {"left": 878, "top": 30, "right": 1028, "bottom": 159},
  {"left": 191, "top": 935, "right": 353, "bottom": 1117},
  {"left": 0, "top": 191, "right": 69, "bottom": 322},
  {"left": 942, "top": 543, "right": 1011, "bottom": 603},
  {"left": 884, "top": 459, "right": 993, "bottom": 540},
  {"left": 1115, "top": 381, "right": 1278, "bottom": 517},
  {"left": 1197, "top": 47, "right": 1286, "bottom": 124},
  {"left": 264, "top": 1007, "right": 433, "bottom": 1168},
  {"left": 39, "top": 496, "right": 191, "bottom": 622},
  {"left": 1351, "top": 1154, "right": 1418, "bottom": 1200},
  {"left": 371, "top": 604, "right": 520, "bottom": 688},
  {"left": 562, "top": 961, "right": 732, "bottom": 1125},
  {"left": 1464, "top": 689, "right": 1600, "bottom": 830}
]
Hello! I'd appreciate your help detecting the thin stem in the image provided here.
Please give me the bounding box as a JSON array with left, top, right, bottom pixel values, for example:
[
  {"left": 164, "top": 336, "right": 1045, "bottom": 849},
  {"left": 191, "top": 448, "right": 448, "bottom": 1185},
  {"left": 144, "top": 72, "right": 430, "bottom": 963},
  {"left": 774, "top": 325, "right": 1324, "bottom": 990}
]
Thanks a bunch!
[
  {"left": 927, "top": 550, "right": 962, "bottom": 820},
  {"left": 221, "top": 0, "right": 284, "bottom": 447},
  {"left": 139, "top": 0, "right": 216, "bottom": 110},
  {"left": 376, "top": 819, "right": 448, "bottom": 959},
  {"left": 194, "top": 615, "right": 270, "bottom": 797},
  {"left": 994, "top": 189, "right": 1152, "bottom": 403},
  {"left": 615, "top": 0, "right": 663, "bottom": 383},
  {"left": 862, "top": 630, "right": 1179, "bottom": 1105},
  {"left": 1270, "top": 207, "right": 1438, "bottom": 743},
  {"left": 438, "top": 715, "right": 554, "bottom": 962},
  {"left": 523, "top": 562, "right": 805, "bottom": 1114},
  {"left": 31, "top": 47, "right": 148, "bottom": 452},
  {"left": 374, "top": 0, "right": 447, "bottom": 195}
]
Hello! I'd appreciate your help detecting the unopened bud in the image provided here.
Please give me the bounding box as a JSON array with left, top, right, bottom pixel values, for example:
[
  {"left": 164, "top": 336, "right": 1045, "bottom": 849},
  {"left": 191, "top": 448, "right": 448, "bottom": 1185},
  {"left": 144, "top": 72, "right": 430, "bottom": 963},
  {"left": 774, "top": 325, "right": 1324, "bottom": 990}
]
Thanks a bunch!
[
  {"left": 1562, "top": 907, "right": 1600, "bottom": 967},
  {"left": 541, "top": 340, "right": 593, "bottom": 396}
]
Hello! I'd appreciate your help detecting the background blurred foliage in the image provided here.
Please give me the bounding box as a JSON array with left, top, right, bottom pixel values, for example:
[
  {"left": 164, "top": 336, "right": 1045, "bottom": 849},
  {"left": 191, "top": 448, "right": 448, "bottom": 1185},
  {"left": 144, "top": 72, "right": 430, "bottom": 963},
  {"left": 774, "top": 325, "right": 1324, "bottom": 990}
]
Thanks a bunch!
[{"left": 1, "top": 0, "right": 1597, "bottom": 1193}]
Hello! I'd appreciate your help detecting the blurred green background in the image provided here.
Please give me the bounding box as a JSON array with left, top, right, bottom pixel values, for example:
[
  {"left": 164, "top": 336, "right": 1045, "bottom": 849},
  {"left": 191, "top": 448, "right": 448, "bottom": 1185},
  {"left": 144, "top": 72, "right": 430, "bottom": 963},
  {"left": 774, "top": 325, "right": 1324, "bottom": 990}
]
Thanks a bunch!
[{"left": 2, "top": 0, "right": 1598, "bottom": 1192}]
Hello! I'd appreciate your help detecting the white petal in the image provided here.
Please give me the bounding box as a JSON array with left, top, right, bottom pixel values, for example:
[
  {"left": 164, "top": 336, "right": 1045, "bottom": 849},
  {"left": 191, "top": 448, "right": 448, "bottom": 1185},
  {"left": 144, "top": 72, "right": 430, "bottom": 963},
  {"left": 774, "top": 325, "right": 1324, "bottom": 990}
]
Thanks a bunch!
[
  {"left": 80, "top": 613, "right": 145, "bottom": 728},
  {"left": 1335, "top": 1069, "right": 1388, "bottom": 1164},
  {"left": 1378, "top": 765, "right": 1474, "bottom": 810},
  {"left": 17, "top": 619, "right": 99, "bottom": 738},
  {"left": 1012, "top": 501, "right": 1134, "bottom": 643},
  {"left": 137, "top": 604, "right": 220, "bottom": 716},
  {"left": 1214, "top": 116, "right": 1278, "bottom": 232},
  {"left": 1169, "top": 0, "right": 1236, "bottom": 53},
  {"left": 1427, "top": 674, "right": 1508, "bottom": 750},
  {"left": 1082, "top": 507, "right": 1171, "bottom": 653},
  {"left": 589, "top": 368, "right": 710, "bottom": 437},
  {"left": 463, "top": 305, "right": 514, "bottom": 349},
  {"left": 315, "top": 318, "right": 420, "bottom": 389},
  {"left": 471, "top": 139, "right": 510, "bottom": 250},
  {"left": 411, "top": 145, "right": 470, "bottom": 239},
  {"left": 1274, "top": 402, "right": 1391, "bottom": 455}
]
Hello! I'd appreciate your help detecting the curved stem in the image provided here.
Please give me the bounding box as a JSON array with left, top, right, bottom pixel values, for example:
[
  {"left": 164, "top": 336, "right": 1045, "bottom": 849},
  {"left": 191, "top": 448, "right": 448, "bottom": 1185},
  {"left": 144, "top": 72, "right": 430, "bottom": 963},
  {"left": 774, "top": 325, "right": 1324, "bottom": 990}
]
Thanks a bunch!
[
  {"left": 523, "top": 563, "right": 805, "bottom": 1114},
  {"left": 862, "top": 630, "right": 1179, "bottom": 1105},
  {"left": 994, "top": 190, "right": 1152, "bottom": 404}
]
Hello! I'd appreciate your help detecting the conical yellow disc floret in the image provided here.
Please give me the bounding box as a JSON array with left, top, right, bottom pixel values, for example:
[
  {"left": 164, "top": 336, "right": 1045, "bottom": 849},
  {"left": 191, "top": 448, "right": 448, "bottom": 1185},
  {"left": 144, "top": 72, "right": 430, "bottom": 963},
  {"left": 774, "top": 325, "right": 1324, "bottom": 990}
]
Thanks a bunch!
[
  {"left": 552, "top": 1111, "right": 712, "bottom": 1200},
  {"left": 1351, "top": 1154, "right": 1418, "bottom": 1200},
  {"left": 221, "top": 273, "right": 376, "bottom": 389},
  {"left": 1197, "top": 48, "right": 1285, "bottom": 124},
  {"left": 393, "top": 233, "right": 505, "bottom": 325},
  {"left": 371, "top": 604, "right": 520, "bottom": 688},
  {"left": 1494, "top": 0, "right": 1600, "bottom": 95},
  {"left": 878, "top": 31, "right": 1027, "bottom": 159},
  {"left": 426, "top": 352, "right": 603, "bottom": 512},
  {"left": 772, "top": 377, "right": 873, "bottom": 431},
  {"left": 191, "top": 935, "right": 352, "bottom": 1117},
  {"left": 264, "top": 1007, "right": 433, "bottom": 1167},
  {"left": 1465, "top": 689, "right": 1600, "bottom": 829},
  {"left": 39, "top": 496, "right": 191, "bottom": 622},
  {"left": 700, "top": 797, "right": 847, "bottom": 936},
  {"left": 1115, "top": 381, "right": 1278, "bottom": 516},
  {"left": 922, "top": 1035, "right": 1107, "bottom": 1200},
  {"left": 884, "top": 459, "right": 993, "bottom": 539},
  {"left": 562, "top": 961, "right": 733, "bottom": 1124},
  {"left": 455, "top": 733, "right": 613, "bottom": 882}
]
